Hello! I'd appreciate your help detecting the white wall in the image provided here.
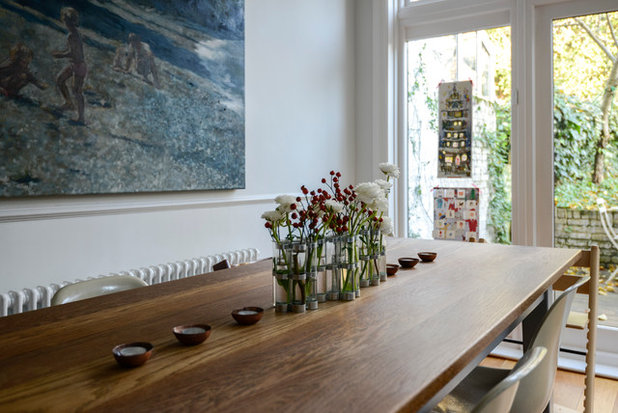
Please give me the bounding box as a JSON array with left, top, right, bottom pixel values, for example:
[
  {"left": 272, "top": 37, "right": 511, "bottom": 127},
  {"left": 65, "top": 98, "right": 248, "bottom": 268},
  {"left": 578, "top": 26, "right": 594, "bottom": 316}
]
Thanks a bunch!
[{"left": 0, "top": 0, "right": 356, "bottom": 293}]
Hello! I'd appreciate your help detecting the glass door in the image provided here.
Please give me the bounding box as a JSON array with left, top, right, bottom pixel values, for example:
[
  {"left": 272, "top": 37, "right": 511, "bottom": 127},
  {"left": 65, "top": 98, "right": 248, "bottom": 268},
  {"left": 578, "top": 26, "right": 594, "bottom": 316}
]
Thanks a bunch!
[
  {"left": 553, "top": 8, "right": 618, "bottom": 327},
  {"left": 536, "top": 0, "right": 618, "bottom": 377}
]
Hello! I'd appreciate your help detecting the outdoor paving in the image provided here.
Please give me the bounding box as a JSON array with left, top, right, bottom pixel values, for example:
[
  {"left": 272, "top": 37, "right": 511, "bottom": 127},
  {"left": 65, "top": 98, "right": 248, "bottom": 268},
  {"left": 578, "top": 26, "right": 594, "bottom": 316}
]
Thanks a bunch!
[
  {"left": 569, "top": 268, "right": 618, "bottom": 328},
  {"left": 572, "top": 293, "right": 618, "bottom": 328}
]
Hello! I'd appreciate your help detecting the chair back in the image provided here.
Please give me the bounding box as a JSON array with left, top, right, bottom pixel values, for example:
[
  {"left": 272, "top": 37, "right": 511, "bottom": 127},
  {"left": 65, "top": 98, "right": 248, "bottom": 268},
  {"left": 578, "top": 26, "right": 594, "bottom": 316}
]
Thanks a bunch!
[
  {"left": 510, "top": 275, "right": 590, "bottom": 413},
  {"left": 213, "top": 260, "right": 230, "bottom": 271},
  {"left": 51, "top": 275, "right": 148, "bottom": 306},
  {"left": 472, "top": 346, "right": 547, "bottom": 413},
  {"left": 597, "top": 198, "right": 618, "bottom": 248}
]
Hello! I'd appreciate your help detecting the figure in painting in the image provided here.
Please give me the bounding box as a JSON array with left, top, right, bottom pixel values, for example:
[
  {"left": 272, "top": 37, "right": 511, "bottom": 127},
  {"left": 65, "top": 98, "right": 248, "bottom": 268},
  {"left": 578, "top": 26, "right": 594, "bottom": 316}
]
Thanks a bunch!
[
  {"left": 52, "top": 7, "right": 87, "bottom": 124},
  {"left": 112, "top": 42, "right": 128, "bottom": 72},
  {"left": 0, "top": 43, "right": 48, "bottom": 98},
  {"left": 124, "top": 33, "right": 160, "bottom": 88}
]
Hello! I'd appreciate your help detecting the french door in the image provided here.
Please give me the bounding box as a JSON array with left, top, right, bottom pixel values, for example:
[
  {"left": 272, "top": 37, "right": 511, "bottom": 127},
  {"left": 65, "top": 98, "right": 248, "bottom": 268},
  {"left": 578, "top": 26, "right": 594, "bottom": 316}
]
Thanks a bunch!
[{"left": 535, "top": 0, "right": 618, "bottom": 378}]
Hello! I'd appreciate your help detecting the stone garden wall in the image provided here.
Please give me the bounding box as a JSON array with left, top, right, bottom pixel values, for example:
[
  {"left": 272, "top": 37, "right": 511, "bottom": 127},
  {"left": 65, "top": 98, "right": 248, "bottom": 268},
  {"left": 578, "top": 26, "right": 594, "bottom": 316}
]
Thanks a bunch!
[{"left": 554, "top": 207, "right": 618, "bottom": 266}]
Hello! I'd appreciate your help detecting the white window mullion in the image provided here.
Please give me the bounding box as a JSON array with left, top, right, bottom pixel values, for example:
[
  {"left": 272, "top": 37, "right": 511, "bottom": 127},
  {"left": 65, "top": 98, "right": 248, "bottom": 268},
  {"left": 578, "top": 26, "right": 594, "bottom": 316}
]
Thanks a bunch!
[{"left": 510, "top": 0, "right": 535, "bottom": 246}]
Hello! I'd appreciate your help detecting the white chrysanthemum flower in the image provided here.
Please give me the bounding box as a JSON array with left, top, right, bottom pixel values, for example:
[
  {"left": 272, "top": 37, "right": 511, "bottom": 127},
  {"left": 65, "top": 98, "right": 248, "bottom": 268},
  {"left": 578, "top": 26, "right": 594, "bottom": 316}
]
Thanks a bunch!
[
  {"left": 274, "top": 194, "right": 296, "bottom": 212},
  {"left": 275, "top": 194, "right": 296, "bottom": 205},
  {"left": 355, "top": 182, "right": 385, "bottom": 205},
  {"left": 261, "top": 210, "right": 285, "bottom": 222},
  {"left": 374, "top": 179, "right": 392, "bottom": 192},
  {"left": 324, "top": 199, "right": 344, "bottom": 213},
  {"left": 380, "top": 216, "right": 394, "bottom": 235},
  {"left": 369, "top": 198, "right": 388, "bottom": 213},
  {"left": 378, "top": 162, "right": 400, "bottom": 179}
]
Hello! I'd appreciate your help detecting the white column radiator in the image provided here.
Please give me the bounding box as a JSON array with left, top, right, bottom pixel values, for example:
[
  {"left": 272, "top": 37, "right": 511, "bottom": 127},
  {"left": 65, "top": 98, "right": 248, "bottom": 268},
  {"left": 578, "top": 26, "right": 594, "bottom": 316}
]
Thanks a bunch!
[{"left": 0, "top": 248, "right": 260, "bottom": 317}]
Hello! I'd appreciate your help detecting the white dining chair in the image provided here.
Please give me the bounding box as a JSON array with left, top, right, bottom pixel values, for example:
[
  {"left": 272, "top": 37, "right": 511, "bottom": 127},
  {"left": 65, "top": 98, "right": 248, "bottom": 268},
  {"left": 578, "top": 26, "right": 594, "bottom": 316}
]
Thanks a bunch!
[
  {"left": 432, "top": 347, "right": 547, "bottom": 413},
  {"left": 51, "top": 275, "right": 148, "bottom": 306},
  {"left": 472, "top": 346, "right": 547, "bottom": 413},
  {"left": 435, "top": 275, "right": 590, "bottom": 413},
  {"left": 213, "top": 259, "right": 231, "bottom": 271}
]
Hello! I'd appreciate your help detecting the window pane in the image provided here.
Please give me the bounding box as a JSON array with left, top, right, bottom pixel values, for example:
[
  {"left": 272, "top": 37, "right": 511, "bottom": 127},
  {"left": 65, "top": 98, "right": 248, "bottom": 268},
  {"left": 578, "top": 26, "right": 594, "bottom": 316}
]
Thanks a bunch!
[
  {"left": 406, "top": 27, "right": 512, "bottom": 243},
  {"left": 552, "top": 11, "right": 618, "bottom": 328}
]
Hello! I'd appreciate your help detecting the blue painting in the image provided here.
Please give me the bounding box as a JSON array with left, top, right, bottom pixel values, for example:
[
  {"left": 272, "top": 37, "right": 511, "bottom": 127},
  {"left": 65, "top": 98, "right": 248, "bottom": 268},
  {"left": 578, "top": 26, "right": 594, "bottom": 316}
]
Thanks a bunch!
[{"left": 0, "top": 0, "right": 245, "bottom": 196}]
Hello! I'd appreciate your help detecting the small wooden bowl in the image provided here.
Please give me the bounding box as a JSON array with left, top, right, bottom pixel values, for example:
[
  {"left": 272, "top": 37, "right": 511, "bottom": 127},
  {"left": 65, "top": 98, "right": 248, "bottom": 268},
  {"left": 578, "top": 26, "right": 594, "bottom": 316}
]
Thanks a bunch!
[
  {"left": 173, "top": 324, "right": 212, "bottom": 346},
  {"left": 386, "top": 264, "right": 400, "bottom": 275},
  {"left": 398, "top": 257, "right": 420, "bottom": 269},
  {"left": 231, "top": 307, "right": 264, "bottom": 325},
  {"left": 113, "top": 342, "right": 153, "bottom": 367},
  {"left": 418, "top": 252, "right": 437, "bottom": 262}
]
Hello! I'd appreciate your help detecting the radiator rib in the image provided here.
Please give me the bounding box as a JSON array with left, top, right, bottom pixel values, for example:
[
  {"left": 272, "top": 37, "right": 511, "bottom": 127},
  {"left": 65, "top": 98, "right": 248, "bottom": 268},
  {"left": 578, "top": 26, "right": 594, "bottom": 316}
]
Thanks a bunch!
[{"left": 1, "top": 248, "right": 260, "bottom": 317}]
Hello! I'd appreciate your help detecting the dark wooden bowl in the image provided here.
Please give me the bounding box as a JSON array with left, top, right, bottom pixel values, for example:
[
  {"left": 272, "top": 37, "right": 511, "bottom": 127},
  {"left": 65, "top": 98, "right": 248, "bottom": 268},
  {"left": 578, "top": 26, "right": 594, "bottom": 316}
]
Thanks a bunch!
[
  {"left": 398, "top": 257, "right": 420, "bottom": 269},
  {"left": 231, "top": 307, "right": 264, "bottom": 325},
  {"left": 113, "top": 342, "right": 153, "bottom": 367},
  {"left": 173, "top": 324, "right": 212, "bottom": 346},
  {"left": 386, "top": 264, "right": 400, "bottom": 275},
  {"left": 418, "top": 252, "right": 437, "bottom": 262}
]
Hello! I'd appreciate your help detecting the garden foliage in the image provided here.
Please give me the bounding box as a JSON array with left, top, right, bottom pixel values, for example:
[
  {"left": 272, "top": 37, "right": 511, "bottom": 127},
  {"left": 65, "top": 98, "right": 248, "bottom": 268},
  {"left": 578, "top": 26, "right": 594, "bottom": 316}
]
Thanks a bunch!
[{"left": 554, "top": 91, "right": 618, "bottom": 208}]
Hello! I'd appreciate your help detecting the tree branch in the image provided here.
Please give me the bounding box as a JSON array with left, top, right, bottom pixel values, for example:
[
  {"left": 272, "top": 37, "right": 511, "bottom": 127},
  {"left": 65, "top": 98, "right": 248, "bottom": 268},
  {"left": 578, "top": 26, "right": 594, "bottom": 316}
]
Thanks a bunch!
[
  {"left": 607, "top": 13, "right": 618, "bottom": 51},
  {"left": 575, "top": 17, "right": 616, "bottom": 62}
]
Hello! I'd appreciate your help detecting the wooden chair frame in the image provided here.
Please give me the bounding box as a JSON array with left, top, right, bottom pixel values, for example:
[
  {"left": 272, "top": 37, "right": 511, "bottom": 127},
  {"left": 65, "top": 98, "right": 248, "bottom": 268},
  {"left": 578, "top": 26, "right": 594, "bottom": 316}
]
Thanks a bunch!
[
  {"left": 552, "top": 245, "right": 599, "bottom": 413},
  {"left": 597, "top": 198, "right": 618, "bottom": 285}
]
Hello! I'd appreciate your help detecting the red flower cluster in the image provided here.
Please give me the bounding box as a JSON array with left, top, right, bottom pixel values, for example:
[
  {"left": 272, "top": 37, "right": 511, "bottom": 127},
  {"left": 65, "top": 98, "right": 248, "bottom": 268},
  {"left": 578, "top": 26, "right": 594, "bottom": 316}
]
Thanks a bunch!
[
  {"left": 266, "top": 170, "right": 384, "bottom": 240},
  {"left": 287, "top": 183, "right": 335, "bottom": 238}
]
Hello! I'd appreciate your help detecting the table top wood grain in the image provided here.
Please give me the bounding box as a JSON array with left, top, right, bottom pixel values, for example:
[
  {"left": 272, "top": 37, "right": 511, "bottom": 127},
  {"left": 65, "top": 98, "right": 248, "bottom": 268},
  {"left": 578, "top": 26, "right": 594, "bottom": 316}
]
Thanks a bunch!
[{"left": 0, "top": 239, "right": 583, "bottom": 412}]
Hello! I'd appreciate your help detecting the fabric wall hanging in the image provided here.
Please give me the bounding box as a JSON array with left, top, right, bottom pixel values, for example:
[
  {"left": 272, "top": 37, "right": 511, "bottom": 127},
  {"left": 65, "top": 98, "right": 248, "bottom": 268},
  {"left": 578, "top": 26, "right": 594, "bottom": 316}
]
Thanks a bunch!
[
  {"left": 438, "top": 80, "right": 472, "bottom": 178},
  {"left": 433, "top": 187, "right": 479, "bottom": 241}
]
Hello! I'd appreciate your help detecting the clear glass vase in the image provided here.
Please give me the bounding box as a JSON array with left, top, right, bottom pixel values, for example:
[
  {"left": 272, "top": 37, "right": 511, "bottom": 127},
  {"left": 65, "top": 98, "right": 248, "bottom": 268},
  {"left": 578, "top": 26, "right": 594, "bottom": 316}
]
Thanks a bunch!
[
  {"left": 378, "top": 243, "right": 387, "bottom": 282},
  {"left": 327, "top": 235, "right": 340, "bottom": 300},
  {"left": 359, "top": 230, "right": 371, "bottom": 288},
  {"left": 290, "top": 272, "right": 307, "bottom": 313},
  {"left": 306, "top": 271, "right": 318, "bottom": 310},
  {"left": 273, "top": 276, "right": 291, "bottom": 313},
  {"left": 315, "top": 238, "right": 328, "bottom": 303},
  {"left": 337, "top": 234, "right": 359, "bottom": 300},
  {"left": 305, "top": 240, "right": 319, "bottom": 310},
  {"left": 288, "top": 240, "right": 316, "bottom": 313},
  {"left": 272, "top": 241, "right": 292, "bottom": 312},
  {"left": 360, "top": 228, "right": 382, "bottom": 286}
]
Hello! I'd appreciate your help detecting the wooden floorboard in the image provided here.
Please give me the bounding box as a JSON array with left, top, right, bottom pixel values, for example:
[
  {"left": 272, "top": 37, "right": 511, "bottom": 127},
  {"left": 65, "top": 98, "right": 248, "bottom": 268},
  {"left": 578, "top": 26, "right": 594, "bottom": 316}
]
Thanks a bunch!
[{"left": 481, "top": 357, "right": 618, "bottom": 412}]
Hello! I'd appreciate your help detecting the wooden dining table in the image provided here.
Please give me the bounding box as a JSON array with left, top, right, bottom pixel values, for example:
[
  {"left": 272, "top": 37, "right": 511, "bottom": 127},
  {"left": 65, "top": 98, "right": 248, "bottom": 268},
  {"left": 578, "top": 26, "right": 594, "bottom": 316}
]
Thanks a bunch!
[{"left": 0, "top": 238, "right": 584, "bottom": 412}]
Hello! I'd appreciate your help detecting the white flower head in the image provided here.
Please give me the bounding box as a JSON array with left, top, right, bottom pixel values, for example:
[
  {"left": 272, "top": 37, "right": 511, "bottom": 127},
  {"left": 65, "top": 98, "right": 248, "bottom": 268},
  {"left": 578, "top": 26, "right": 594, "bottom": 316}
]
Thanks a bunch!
[
  {"left": 261, "top": 209, "right": 285, "bottom": 222},
  {"left": 274, "top": 194, "right": 297, "bottom": 213},
  {"left": 379, "top": 216, "right": 394, "bottom": 235},
  {"left": 374, "top": 179, "right": 392, "bottom": 192},
  {"left": 379, "top": 162, "right": 400, "bottom": 179},
  {"left": 369, "top": 197, "right": 388, "bottom": 214},
  {"left": 324, "top": 199, "right": 344, "bottom": 214},
  {"left": 354, "top": 182, "right": 385, "bottom": 205}
]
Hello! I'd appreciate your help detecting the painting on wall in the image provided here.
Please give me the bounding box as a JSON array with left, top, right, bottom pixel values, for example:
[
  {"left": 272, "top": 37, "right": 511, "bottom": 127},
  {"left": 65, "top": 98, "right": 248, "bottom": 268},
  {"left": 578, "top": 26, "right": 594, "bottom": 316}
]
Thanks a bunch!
[
  {"left": 433, "top": 187, "right": 479, "bottom": 241},
  {"left": 438, "top": 80, "right": 472, "bottom": 178},
  {"left": 0, "top": 0, "right": 245, "bottom": 197}
]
